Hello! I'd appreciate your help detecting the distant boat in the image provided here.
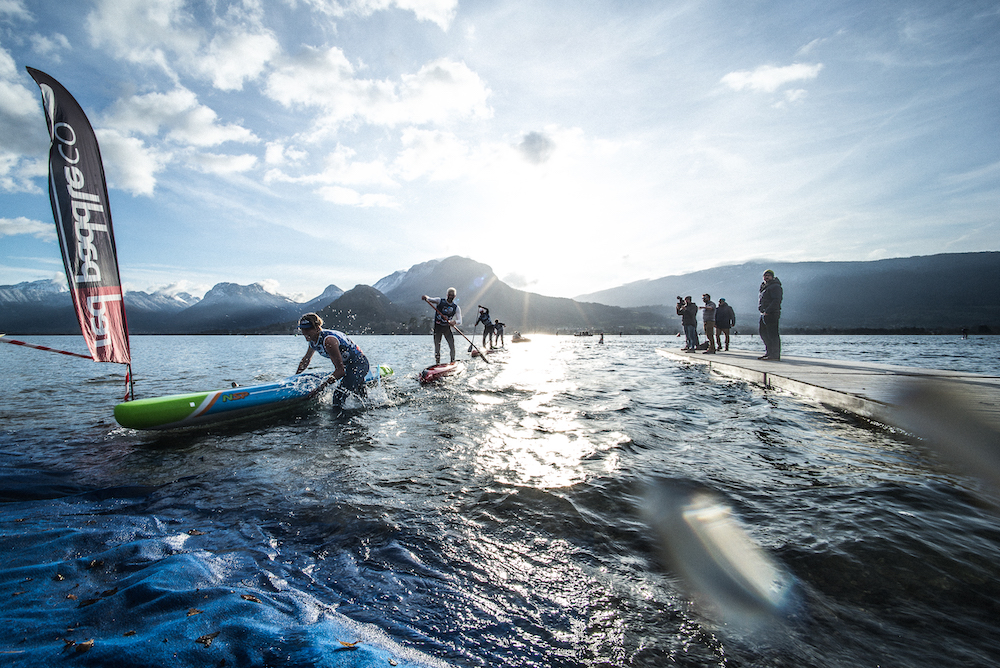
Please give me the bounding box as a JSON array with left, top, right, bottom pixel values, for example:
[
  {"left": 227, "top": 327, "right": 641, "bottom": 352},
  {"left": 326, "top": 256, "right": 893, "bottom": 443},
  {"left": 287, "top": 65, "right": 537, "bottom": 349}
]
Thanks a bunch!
[{"left": 574, "top": 331, "right": 593, "bottom": 337}]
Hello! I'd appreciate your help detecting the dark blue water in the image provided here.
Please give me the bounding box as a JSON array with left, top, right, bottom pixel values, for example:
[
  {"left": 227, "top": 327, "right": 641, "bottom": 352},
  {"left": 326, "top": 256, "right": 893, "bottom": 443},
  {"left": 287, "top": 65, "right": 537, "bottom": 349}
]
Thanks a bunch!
[{"left": 2, "top": 334, "right": 1000, "bottom": 667}]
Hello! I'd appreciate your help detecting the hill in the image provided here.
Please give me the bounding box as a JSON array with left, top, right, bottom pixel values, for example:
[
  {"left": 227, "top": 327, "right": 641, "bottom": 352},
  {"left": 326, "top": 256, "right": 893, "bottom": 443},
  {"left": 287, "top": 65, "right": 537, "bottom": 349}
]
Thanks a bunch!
[
  {"left": 375, "top": 256, "right": 671, "bottom": 334},
  {"left": 575, "top": 252, "right": 1000, "bottom": 333}
]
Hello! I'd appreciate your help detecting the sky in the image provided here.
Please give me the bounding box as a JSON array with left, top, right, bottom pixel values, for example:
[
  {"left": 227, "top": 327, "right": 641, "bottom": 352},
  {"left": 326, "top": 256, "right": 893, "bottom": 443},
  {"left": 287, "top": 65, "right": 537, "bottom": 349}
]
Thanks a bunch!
[{"left": 1, "top": 0, "right": 998, "bottom": 302}]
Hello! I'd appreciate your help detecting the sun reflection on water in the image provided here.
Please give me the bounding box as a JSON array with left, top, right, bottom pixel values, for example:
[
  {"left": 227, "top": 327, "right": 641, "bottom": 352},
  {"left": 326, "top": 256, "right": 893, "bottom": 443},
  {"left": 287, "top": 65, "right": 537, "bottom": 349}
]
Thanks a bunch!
[{"left": 471, "top": 336, "right": 629, "bottom": 488}]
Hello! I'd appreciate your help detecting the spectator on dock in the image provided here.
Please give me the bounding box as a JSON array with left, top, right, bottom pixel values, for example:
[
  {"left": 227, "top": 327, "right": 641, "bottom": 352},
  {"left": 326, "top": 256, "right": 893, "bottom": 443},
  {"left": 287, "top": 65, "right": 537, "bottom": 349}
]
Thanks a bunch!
[
  {"left": 758, "top": 270, "right": 782, "bottom": 360},
  {"left": 677, "top": 296, "right": 699, "bottom": 351},
  {"left": 715, "top": 298, "right": 735, "bottom": 351},
  {"left": 701, "top": 294, "right": 717, "bottom": 354}
]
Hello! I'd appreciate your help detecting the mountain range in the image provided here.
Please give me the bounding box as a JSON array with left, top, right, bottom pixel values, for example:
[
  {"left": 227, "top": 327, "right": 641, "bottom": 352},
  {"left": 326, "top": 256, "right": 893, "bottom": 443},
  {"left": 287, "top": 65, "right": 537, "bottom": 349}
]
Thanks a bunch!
[
  {"left": 576, "top": 251, "right": 1000, "bottom": 332},
  {"left": 2, "top": 252, "right": 998, "bottom": 336}
]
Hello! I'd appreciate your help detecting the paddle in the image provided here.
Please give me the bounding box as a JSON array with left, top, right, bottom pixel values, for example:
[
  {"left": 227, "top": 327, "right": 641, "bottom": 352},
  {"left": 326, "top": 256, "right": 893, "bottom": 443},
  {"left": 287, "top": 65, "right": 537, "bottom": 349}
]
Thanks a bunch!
[{"left": 423, "top": 297, "right": 490, "bottom": 364}]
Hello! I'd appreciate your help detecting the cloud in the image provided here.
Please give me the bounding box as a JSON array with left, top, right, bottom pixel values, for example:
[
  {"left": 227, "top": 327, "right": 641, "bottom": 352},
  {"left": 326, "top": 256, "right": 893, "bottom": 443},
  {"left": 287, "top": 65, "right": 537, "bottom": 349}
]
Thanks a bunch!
[
  {"left": 0, "top": 0, "right": 32, "bottom": 21},
  {"left": 192, "top": 30, "right": 281, "bottom": 91},
  {"left": 87, "top": 0, "right": 277, "bottom": 90},
  {"left": 0, "top": 216, "right": 55, "bottom": 241},
  {"left": 0, "top": 44, "right": 49, "bottom": 191},
  {"left": 189, "top": 152, "right": 259, "bottom": 175},
  {"left": 86, "top": 0, "right": 201, "bottom": 81},
  {"left": 298, "top": 0, "right": 458, "bottom": 30},
  {"left": 102, "top": 87, "right": 258, "bottom": 147},
  {"left": 264, "top": 141, "right": 308, "bottom": 166},
  {"left": 265, "top": 48, "right": 490, "bottom": 128},
  {"left": 29, "top": 33, "right": 71, "bottom": 59},
  {"left": 517, "top": 131, "right": 555, "bottom": 164},
  {"left": 94, "top": 129, "right": 171, "bottom": 196},
  {"left": 316, "top": 185, "right": 398, "bottom": 208},
  {"left": 502, "top": 272, "right": 537, "bottom": 289},
  {"left": 721, "top": 63, "right": 823, "bottom": 93},
  {"left": 394, "top": 128, "right": 469, "bottom": 180}
]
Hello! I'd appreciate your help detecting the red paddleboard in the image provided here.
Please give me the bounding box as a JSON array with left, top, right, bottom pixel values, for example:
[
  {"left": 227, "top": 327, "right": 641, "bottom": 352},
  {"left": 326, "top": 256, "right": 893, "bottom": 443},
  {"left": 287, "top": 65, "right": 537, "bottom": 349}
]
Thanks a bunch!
[{"left": 418, "top": 361, "right": 464, "bottom": 383}]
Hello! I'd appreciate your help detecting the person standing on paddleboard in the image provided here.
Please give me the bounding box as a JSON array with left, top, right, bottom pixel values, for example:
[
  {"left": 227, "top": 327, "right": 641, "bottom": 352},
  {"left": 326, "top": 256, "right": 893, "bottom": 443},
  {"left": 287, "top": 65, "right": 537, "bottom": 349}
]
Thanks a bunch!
[
  {"left": 295, "top": 313, "right": 370, "bottom": 408},
  {"left": 423, "top": 289, "right": 462, "bottom": 364},
  {"left": 476, "top": 306, "right": 495, "bottom": 348}
]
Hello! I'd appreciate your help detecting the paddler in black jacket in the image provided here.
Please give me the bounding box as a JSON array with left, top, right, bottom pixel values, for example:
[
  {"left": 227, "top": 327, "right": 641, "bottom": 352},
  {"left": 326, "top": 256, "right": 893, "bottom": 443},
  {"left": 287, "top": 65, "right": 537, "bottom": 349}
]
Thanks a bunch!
[{"left": 423, "top": 288, "right": 462, "bottom": 365}]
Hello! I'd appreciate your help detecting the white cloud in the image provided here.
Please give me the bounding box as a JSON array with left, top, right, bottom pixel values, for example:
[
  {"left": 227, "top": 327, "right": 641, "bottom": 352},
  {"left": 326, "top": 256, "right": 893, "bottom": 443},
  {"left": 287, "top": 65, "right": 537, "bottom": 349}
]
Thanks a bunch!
[
  {"left": 317, "top": 184, "right": 398, "bottom": 208},
  {"left": 87, "top": 0, "right": 200, "bottom": 81},
  {"left": 0, "top": 0, "right": 32, "bottom": 21},
  {"left": 0, "top": 150, "right": 45, "bottom": 193},
  {"left": 0, "top": 50, "right": 39, "bottom": 123},
  {"left": 502, "top": 272, "right": 537, "bottom": 289},
  {"left": 87, "top": 0, "right": 278, "bottom": 90},
  {"left": 189, "top": 152, "right": 259, "bottom": 174},
  {"left": 298, "top": 0, "right": 457, "bottom": 29},
  {"left": 395, "top": 58, "right": 492, "bottom": 124},
  {"left": 265, "top": 48, "right": 490, "bottom": 128},
  {"left": 393, "top": 128, "right": 469, "bottom": 181},
  {"left": 316, "top": 144, "right": 396, "bottom": 187},
  {"left": 102, "top": 87, "right": 258, "bottom": 147},
  {"left": 0, "top": 216, "right": 55, "bottom": 241},
  {"left": 389, "top": 0, "right": 457, "bottom": 29},
  {"left": 0, "top": 44, "right": 49, "bottom": 191},
  {"left": 721, "top": 63, "right": 823, "bottom": 93},
  {"left": 264, "top": 141, "right": 308, "bottom": 166},
  {"left": 94, "top": 129, "right": 172, "bottom": 196},
  {"left": 29, "top": 33, "right": 71, "bottom": 59},
  {"left": 193, "top": 30, "right": 281, "bottom": 91}
]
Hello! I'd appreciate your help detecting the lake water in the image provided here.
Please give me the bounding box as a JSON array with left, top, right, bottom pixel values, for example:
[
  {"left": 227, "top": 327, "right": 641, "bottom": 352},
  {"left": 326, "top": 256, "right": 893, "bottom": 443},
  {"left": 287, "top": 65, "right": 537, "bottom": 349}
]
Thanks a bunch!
[{"left": 2, "top": 333, "right": 1000, "bottom": 667}]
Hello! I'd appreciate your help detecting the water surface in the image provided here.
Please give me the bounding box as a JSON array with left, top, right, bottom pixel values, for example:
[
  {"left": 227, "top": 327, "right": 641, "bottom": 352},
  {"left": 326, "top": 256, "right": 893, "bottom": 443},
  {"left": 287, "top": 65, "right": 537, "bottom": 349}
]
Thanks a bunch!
[{"left": 2, "top": 334, "right": 999, "bottom": 666}]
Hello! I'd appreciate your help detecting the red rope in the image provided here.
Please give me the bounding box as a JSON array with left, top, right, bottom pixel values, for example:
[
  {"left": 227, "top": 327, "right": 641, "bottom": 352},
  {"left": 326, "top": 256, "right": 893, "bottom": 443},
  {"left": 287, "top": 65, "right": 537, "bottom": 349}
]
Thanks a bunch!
[{"left": 0, "top": 337, "right": 93, "bottom": 360}]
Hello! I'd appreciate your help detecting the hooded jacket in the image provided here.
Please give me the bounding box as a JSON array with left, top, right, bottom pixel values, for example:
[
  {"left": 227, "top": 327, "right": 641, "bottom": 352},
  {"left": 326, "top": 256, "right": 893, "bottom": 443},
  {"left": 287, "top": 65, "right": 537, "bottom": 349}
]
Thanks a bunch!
[
  {"left": 758, "top": 277, "right": 783, "bottom": 315},
  {"left": 715, "top": 302, "right": 736, "bottom": 329}
]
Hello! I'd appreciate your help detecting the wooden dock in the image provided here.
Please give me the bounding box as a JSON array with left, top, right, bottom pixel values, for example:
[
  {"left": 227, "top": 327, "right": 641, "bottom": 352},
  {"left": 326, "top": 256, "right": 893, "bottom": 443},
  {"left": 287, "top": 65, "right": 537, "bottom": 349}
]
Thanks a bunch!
[{"left": 655, "top": 347, "right": 1000, "bottom": 429}]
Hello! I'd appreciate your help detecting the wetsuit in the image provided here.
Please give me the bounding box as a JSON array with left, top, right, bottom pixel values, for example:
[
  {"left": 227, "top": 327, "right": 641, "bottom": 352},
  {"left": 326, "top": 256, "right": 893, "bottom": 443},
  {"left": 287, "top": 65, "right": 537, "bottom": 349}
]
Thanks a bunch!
[
  {"left": 477, "top": 309, "right": 494, "bottom": 347},
  {"left": 309, "top": 329, "right": 370, "bottom": 405}
]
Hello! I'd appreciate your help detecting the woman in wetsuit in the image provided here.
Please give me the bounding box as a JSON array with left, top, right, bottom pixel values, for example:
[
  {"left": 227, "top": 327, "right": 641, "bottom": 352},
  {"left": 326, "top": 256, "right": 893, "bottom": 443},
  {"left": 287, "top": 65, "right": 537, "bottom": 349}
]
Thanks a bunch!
[{"left": 296, "top": 312, "right": 370, "bottom": 408}]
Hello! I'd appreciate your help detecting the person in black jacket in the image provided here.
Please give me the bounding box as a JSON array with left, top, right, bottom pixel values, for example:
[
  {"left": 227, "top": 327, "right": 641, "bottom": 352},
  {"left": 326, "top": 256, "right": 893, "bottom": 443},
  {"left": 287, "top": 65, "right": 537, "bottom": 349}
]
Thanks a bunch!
[
  {"left": 676, "top": 296, "right": 700, "bottom": 351},
  {"left": 758, "top": 271, "right": 783, "bottom": 360},
  {"left": 714, "top": 298, "right": 735, "bottom": 351}
]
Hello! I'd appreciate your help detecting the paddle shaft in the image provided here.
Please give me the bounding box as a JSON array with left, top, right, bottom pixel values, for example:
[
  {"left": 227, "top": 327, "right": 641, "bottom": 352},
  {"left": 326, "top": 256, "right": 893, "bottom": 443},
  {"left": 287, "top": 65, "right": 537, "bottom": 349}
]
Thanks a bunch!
[{"left": 423, "top": 298, "right": 490, "bottom": 364}]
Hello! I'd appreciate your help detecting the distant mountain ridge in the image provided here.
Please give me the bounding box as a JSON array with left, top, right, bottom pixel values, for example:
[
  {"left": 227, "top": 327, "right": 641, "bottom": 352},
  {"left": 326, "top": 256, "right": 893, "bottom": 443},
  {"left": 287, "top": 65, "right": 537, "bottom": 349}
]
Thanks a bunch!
[
  {"left": 2, "top": 252, "right": 997, "bottom": 335},
  {"left": 576, "top": 252, "right": 1000, "bottom": 332}
]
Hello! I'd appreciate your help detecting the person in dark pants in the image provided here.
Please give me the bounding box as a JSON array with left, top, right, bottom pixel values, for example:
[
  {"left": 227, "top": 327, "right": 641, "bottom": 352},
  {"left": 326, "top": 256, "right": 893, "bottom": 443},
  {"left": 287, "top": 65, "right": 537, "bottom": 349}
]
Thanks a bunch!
[
  {"left": 676, "top": 296, "right": 699, "bottom": 351},
  {"left": 422, "top": 289, "right": 462, "bottom": 364},
  {"left": 476, "top": 306, "right": 495, "bottom": 347},
  {"left": 714, "top": 297, "right": 735, "bottom": 351},
  {"left": 758, "top": 270, "right": 782, "bottom": 360},
  {"left": 701, "top": 293, "right": 717, "bottom": 354}
]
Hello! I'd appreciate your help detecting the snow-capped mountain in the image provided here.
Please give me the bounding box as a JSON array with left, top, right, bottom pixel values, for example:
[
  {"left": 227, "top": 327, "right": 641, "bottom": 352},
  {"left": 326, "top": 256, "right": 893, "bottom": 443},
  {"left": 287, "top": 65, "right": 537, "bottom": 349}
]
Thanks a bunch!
[{"left": 0, "top": 280, "right": 342, "bottom": 335}]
